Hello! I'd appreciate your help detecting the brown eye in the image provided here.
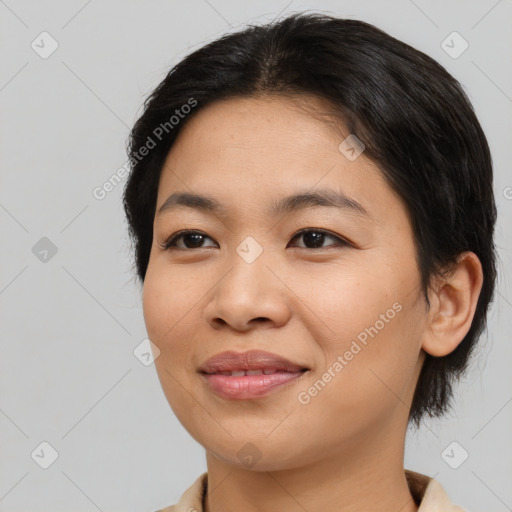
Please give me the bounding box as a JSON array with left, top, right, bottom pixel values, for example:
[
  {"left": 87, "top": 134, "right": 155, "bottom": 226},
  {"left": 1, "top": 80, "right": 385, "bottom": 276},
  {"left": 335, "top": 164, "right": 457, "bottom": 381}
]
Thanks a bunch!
[
  {"left": 288, "top": 228, "right": 350, "bottom": 249},
  {"left": 162, "top": 230, "right": 217, "bottom": 250}
]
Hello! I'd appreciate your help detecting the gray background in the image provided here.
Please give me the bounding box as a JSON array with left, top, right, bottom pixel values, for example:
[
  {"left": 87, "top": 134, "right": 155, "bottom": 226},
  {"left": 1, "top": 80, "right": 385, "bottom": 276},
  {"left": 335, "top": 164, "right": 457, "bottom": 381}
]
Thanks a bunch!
[{"left": 1, "top": 0, "right": 511, "bottom": 511}]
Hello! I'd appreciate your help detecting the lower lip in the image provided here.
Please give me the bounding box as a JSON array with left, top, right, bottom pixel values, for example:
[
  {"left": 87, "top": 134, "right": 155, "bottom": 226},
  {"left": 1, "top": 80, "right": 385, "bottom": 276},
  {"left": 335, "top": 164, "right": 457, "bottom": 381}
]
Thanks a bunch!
[{"left": 201, "top": 371, "right": 308, "bottom": 399}]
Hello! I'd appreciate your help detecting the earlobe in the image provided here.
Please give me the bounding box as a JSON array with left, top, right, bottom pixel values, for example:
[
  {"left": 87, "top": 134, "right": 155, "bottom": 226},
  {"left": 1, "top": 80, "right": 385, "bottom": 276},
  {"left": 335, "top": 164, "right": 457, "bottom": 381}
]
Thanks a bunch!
[{"left": 421, "top": 252, "right": 484, "bottom": 358}]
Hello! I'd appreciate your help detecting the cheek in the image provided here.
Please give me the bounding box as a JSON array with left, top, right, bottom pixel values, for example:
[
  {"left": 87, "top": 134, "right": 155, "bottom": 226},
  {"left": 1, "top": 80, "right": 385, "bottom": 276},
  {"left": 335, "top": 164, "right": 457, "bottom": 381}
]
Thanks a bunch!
[
  {"left": 285, "top": 261, "right": 403, "bottom": 352},
  {"left": 142, "top": 272, "right": 169, "bottom": 343},
  {"left": 142, "top": 259, "right": 203, "bottom": 344},
  {"left": 142, "top": 263, "right": 204, "bottom": 419},
  {"left": 294, "top": 258, "right": 423, "bottom": 415}
]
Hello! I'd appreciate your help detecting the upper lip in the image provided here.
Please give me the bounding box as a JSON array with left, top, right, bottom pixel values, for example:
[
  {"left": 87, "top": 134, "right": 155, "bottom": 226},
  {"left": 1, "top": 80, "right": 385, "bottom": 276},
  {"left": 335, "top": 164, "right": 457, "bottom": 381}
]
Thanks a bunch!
[{"left": 198, "top": 350, "right": 309, "bottom": 374}]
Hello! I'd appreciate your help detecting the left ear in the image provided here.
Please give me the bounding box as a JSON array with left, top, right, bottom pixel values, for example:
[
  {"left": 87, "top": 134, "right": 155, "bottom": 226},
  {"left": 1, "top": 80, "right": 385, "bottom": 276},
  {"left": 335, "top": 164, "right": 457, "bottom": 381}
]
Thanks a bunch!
[{"left": 421, "top": 251, "right": 484, "bottom": 357}]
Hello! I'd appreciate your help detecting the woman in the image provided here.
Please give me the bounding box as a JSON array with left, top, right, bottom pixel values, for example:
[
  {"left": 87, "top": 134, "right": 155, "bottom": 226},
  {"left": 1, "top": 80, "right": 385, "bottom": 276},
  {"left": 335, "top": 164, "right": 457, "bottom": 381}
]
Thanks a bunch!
[{"left": 123, "top": 12, "right": 497, "bottom": 512}]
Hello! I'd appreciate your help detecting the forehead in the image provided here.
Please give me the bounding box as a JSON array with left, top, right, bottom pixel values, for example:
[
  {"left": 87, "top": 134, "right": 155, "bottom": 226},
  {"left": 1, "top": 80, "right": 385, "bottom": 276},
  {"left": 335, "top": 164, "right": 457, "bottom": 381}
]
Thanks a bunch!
[{"left": 156, "top": 95, "right": 405, "bottom": 225}]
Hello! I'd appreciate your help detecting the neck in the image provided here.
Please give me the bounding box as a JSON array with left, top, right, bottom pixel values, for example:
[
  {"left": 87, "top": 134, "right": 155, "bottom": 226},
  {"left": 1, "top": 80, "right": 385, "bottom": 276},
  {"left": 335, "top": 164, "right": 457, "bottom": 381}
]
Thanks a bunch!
[{"left": 203, "top": 414, "right": 419, "bottom": 512}]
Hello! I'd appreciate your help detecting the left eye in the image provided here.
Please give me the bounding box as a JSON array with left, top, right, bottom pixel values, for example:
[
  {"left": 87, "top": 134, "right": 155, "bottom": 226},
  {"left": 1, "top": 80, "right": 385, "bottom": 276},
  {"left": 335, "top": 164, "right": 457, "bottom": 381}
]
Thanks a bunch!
[
  {"left": 161, "top": 228, "right": 349, "bottom": 250},
  {"left": 288, "top": 228, "right": 350, "bottom": 249}
]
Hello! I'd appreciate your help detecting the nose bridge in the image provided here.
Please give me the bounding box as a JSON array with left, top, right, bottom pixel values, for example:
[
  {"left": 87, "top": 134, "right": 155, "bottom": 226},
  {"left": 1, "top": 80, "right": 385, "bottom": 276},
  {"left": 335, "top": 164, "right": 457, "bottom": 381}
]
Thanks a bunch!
[
  {"left": 205, "top": 233, "right": 290, "bottom": 330},
  {"left": 235, "top": 234, "right": 266, "bottom": 266},
  {"left": 224, "top": 233, "right": 271, "bottom": 298}
]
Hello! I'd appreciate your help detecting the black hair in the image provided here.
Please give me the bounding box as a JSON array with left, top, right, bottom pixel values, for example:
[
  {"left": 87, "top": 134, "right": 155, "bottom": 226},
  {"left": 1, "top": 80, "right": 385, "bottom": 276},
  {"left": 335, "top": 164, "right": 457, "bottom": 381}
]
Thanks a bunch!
[{"left": 123, "top": 12, "right": 498, "bottom": 426}]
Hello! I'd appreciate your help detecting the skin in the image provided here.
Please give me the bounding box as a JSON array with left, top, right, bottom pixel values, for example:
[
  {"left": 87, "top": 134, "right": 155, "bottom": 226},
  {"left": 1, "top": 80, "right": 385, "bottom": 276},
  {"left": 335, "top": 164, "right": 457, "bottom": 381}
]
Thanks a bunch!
[{"left": 142, "top": 95, "right": 483, "bottom": 512}]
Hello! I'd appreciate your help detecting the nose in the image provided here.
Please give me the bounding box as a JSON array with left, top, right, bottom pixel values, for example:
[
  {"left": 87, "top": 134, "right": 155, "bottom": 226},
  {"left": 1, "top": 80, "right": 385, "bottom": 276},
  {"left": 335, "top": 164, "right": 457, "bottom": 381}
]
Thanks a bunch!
[{"left": 203, "top": 248, "right": 292, "bottom": 332}]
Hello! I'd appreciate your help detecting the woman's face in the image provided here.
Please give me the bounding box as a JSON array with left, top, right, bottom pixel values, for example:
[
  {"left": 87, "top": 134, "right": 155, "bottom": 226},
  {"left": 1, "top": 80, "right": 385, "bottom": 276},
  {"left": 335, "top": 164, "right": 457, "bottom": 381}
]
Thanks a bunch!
[{"left": 143, "top": 95, "right": 428, "bottom": 470}]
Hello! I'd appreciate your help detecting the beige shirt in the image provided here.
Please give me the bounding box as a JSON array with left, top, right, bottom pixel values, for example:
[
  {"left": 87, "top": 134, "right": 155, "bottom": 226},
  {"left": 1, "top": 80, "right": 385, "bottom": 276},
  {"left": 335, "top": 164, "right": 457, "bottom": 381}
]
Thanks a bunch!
[{"left": 156, "top": 469, "right": 466, "bottom": 511}]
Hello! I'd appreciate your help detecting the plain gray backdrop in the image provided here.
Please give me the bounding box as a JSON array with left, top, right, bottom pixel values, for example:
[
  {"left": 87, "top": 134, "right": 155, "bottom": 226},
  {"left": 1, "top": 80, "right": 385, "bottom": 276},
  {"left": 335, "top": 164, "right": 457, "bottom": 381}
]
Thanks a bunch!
[{"left": 1, "top": 1, "right": 511, "bottom": 511}]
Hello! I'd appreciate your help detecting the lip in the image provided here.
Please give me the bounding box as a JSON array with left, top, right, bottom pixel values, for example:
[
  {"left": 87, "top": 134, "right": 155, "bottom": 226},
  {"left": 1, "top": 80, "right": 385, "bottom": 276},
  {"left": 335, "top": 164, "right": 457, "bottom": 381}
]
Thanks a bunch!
[
  {"left": 198, "top": 350, "right": 310, "bottom": 400},
  {"left": 201, "top": 371, "right": 308, "bottom": 399},
  {"left": 198, "top": 350, "right": 309, "bottom": 374}
]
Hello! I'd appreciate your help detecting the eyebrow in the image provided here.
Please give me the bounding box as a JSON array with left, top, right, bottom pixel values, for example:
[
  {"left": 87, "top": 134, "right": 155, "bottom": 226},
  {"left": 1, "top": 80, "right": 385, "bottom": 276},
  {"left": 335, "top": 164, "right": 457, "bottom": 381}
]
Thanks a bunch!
[{"left": 157, "top": 188, "right": 370, "bottom": 219}]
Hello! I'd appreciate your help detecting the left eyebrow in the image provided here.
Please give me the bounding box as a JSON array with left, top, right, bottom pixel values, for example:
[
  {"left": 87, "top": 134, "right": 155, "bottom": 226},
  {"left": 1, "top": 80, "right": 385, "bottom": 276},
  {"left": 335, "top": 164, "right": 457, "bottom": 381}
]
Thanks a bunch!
[
  {"left": 157, "top": 188, "right": 371, "bottom": 219},
  {"left": 270, "top": 188, "right": 370, "bottom": 218}
]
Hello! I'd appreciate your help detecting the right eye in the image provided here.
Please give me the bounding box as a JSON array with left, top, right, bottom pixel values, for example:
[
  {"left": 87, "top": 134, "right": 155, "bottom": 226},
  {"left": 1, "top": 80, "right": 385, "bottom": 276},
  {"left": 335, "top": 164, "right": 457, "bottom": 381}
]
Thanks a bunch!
[{"left": 161, "top": 230, "right": 218, "bottom": 250}]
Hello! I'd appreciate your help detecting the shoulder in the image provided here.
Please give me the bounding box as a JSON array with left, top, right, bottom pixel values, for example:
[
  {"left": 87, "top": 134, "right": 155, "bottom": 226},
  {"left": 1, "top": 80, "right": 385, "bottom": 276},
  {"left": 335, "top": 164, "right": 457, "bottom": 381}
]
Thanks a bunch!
[
  {"left": 405, "top": 469, "right": 466, "bottom": 511},
  {"left": 154, "top": 472, "right": 208, "bottom": 512}
]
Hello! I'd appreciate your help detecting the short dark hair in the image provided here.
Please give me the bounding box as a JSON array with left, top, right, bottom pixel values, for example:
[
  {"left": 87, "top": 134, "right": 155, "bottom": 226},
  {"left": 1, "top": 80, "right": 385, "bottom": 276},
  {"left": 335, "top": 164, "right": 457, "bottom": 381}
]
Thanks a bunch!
[{"left": 123, "top": 12, "right": 498, "bottom": 426}]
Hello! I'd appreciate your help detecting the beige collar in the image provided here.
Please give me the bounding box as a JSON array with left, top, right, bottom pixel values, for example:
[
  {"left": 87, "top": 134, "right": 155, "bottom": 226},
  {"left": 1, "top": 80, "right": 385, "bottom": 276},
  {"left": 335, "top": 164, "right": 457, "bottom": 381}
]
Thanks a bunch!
[{"left": 159, "top": 469, "right": 466, "bottom": 511}]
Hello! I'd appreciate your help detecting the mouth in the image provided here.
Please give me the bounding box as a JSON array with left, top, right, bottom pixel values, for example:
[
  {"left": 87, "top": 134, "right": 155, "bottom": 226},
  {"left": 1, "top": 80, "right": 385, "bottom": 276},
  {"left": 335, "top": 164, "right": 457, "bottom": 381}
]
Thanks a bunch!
[{"left": 197, "top": 350, "right": 310, "bottom": 400}]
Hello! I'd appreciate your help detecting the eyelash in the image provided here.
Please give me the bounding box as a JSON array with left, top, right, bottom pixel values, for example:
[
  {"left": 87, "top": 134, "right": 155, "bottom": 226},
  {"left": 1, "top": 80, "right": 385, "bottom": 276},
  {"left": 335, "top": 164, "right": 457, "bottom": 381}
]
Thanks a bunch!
[{"left": 160, "top": 228, "right": 351, "bottom": 251}]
